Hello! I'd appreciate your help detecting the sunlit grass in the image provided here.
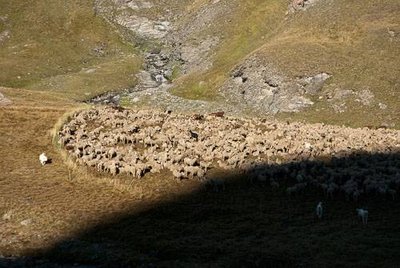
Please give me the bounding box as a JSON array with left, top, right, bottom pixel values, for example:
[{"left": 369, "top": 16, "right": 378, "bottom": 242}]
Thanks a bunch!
[{"left": 0, "top": 0, "right": 140, "bottom": 97}]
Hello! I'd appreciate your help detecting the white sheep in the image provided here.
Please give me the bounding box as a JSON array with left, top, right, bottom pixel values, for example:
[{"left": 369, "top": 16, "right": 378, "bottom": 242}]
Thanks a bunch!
[
  {"left": 316, "top": 202, "right": 323, "bottom": 219},
  {"left": 39, "top": 153, "right": 48, "bottom": 166},
  {"left": 206, "top": 179, "right": 225, "bottom": 192},
  {"left": 356, "top": 208, "right": 368, "bottom": 225}
]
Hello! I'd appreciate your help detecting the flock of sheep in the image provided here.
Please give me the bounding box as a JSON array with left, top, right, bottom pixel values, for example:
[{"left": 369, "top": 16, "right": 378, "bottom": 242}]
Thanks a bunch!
[{"left": 58, "top": 107, "right": 400, "bottom": 204}]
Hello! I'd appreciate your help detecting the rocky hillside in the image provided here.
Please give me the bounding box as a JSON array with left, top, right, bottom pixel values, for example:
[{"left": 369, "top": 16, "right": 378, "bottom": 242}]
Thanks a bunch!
[
  {"left": 0, "top": 0, "right": 399, "bottom": 127},
  {"left": 90, "top": 0, "right": 400, "bottom": 128}
]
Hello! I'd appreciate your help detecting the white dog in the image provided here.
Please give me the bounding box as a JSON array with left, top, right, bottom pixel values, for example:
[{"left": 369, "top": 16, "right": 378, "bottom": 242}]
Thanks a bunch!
[
  {"left": 316, "top": 202, "right": 323, "bottom": 219},
  {"left": 39, "top": 153, "right": 48, "bottom": 166}
]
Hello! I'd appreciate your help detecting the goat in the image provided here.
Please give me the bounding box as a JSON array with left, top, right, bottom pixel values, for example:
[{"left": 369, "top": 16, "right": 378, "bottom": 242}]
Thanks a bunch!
[
  {"left": 316, "top": 202, "right": 323, "bottom": 219},
  {"left": 39, "top": 153, "right": 48, "bottom": 166},
  {"left": 356, "top": 208, "right": 368, "bottom": 225}
]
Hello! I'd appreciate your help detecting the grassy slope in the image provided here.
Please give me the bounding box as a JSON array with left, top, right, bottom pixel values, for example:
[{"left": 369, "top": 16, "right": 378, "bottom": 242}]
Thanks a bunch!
[
  {"left": 172, "top": 0, "right": 287, "bottom": 100},
  {"left": 0, "top": 0, "right": 141, "bottom": 100},
  {"left": 266, "top": 0, "right": 400, "bottom": 128},
  {"left": 172, "top": 0, "right": 400, "bottom": 128}
]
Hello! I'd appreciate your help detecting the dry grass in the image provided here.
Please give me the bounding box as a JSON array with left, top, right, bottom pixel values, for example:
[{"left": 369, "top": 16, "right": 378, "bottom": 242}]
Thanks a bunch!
[
  {"left": 1, "top": 87, "right": 400, "bottom": 267},
  {"left": 0, "top": 88, "right": 129, "bottom": 255},
  {"left": 0, "top": 0, "right": 140, "bottom": 99},
  {"left": 0, "top": 0, "right": 399, "bottom": 266},
  {"left": 0, "top": 87, "right": 201, "bottom": 258}
]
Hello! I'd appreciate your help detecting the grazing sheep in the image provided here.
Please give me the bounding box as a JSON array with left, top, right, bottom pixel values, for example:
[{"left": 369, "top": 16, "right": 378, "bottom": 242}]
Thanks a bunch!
[
  {"left": 326, "top": 183, "right": 339, "bottom": 198},
  {"left": 352, "top": 190, "right": 362, "bottom": 201},
  {"left": 286, "top": 186, "right": 297, "bottom": 196},
  {"left": 296, "top": 174, "right": 305, "bottom": 183},
  {"left": 39, "top": 153, "right": 48, "bottom": 166},
  {"left": 172, "top": 169, "right": 185, "bottom": 180},
  {"left": 270, "top": 180, "right": 280, "bottom": 189},
  {"left": 184, "top": 157, "right": 198, "bottom": 167},
  {"left": 107, "top": 148, "right": 117, "bottom": 159},
  {"left": 388, "top": 189, "right": 396, "bottom": 200},
  {"left": 356, "top": 208, "right": 368, "bottom": 225},
  {"left": 60, "top": 107, "right": 400, "bottom": 194},
  {"left": 206, "top": 179, "right": 225, "bottom": 192},
  {"left": 316, "top": 202, "right": 323, "bottom": 219}
]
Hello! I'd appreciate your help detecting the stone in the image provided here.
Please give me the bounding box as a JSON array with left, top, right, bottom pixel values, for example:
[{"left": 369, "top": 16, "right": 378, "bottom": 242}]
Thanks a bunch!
[
  {"left": 304, "top": 73, "right": 331, "bottom": 95},
  {"left": 378, "top": 103, "right": 387, "bottom": 110},
  {"left": 2, "top": 211, "right": 12, "bottom": 221},
  {"left": 0, "top": 92, "right": 12, "bottom": 106},
  {"left": 20, "top": 219, "right": 32, "bottom": 226}
]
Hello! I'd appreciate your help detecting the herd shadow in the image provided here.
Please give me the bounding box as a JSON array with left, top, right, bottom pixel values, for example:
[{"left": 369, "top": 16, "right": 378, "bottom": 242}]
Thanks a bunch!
[{"left": 3, "top": 151, "right": 400, "bottom": 267}]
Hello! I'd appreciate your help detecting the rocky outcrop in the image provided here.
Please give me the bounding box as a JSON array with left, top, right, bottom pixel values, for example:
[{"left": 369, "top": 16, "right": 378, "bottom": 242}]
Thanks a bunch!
[
  {"left": 0, "top": 30, "right": 10, "bottom": 44},
  {"left": 325, "top": 88, "right": 380, "bottom": 114},
  {"left": 95, "top": 0, "right": 169, "bottom": 39},
  {"left": 91, "top": 0, "right": 227, "bottom": 100},
  {"left": 0, "top": 92, "right": 12, "bottom": 106},
  {"left": 220, "top": 55, "right": 331, "bottom": 114},
  {"left": 288, "top": 0, "right": 324, "bottom": 14}
]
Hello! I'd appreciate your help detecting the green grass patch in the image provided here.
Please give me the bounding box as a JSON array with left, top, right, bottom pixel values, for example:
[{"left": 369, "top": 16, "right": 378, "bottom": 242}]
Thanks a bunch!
[
  {"left": 27, "top": 56, "right": 141, "bottom": 101},
  {"left": 0, "top": 0, "right": 139, "bottom": 97}
]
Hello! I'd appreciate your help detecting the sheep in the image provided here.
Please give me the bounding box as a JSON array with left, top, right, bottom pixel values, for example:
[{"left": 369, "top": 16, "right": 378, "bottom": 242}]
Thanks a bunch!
[
  {"left": 183, "top": 166, "right": 202, "bottom": 178},
  {"left": 206, "top": 179, "right": 225, "bottom": 192},
  {"left": 172, "top": 169, "right": 185, "bottom": 180},
  {"left": 270, "top": 180, "right": 280, "bottom": 189},
  {"left": 136, "top": 163, "right": 152, "bottom": 178},
  {"left": 104, "top": 161, "right": 119, "bottom": 176},
  {"left": 107, "top": 148, "right": 117, "bottom": 159},
  {"left": 286, "top": 186, "right": 298, "bottom": 196},
  {"left": 356, "top": 208, "right": 368, "bottom": 225},
  {"left": 352, "top": 190, "right": 362, "bottom": 201},
  {"left": 296, "top": 173, "right": 305, "bottom": 183},
  {"left": 316, "top": 202, "right": 323, "bottom": 219},
  {"left": 183, "top": 157, "right": 198, "bottom": 167},
  {"left": 39, "top": 153, "right": 48, "bottom": 166},
  {"left": 326, "top": 183, "right": 339, "bottom": 198},
  {"left": 60, "top": 107, "right": 400, "bottom": 195},
  {"left": 388, "top": 189, "right": 396, "bottom": 200},
  {"left": 123, "top": 165, "right": 137, "bottom": 176}
]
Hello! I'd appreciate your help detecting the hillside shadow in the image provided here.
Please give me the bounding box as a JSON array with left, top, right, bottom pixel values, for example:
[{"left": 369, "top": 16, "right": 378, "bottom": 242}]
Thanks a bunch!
[{"left": 4, "top": 152, "right": 400, "bottom": 267}]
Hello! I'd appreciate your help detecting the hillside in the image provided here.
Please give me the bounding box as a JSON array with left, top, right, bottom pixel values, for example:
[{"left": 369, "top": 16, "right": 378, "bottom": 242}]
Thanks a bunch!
[
  {"left": 81, "top": 0, "right": 399, "bottom": 128},
  {"left": 1, "top": 0, "right": 399, "bottom": 127},
  {"left": 0, "top": 0, "right": 400, "bottom": 267},
  {"left": 0, "top": 0, "right": 140, "bottom": 100}
]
